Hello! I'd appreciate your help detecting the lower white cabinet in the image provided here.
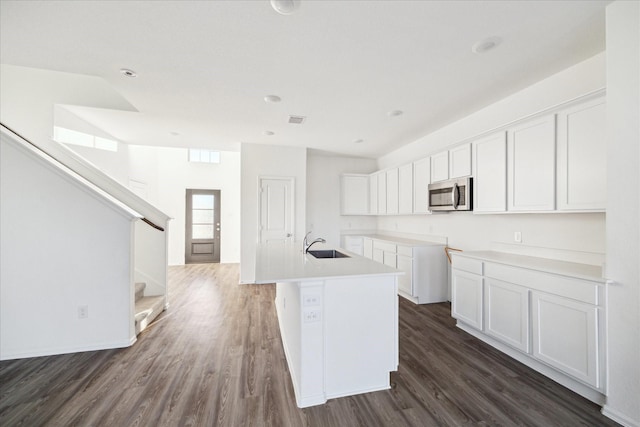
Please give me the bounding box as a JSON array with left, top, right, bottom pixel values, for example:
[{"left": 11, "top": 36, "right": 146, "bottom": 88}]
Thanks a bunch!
[
  {"left": 343, "top": 235, "right": 364, "bottom": 256},
  {"left": 451, "top": 269, "right": 483, "bottom": 330},
  {"left": 358, "top": 236, "right": 446, "bottom": 304},
  {"left": 451, "top": 252, "right": 606, "bottom": 404},
  {"left": 531, "top": 291, "right": 600, "bottom": 389},
  {"left": 484, "top": 278, "right": 529, "bottom": 353}
]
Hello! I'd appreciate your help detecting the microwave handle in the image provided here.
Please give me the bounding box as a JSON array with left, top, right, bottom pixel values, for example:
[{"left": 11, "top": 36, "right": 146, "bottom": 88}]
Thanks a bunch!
[{"left": 452, "top": 183, "right": 460, "bottom": 209}]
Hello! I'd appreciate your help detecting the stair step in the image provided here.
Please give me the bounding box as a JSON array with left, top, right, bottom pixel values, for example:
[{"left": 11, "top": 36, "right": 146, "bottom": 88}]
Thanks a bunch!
[
  {"left": 134, "top": 282, "right": 146, "bottom": 302},
  {"left": 134, "top": 295, "right": 164, "bottom": 335}
]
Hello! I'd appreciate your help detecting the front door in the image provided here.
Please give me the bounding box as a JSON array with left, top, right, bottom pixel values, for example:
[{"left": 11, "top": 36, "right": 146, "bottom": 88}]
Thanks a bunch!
[
  {"left": 259, "top": 177, "right": 294, "bottom": 245},
  {"left": 185, "top": 189, "right": 221, "bottom": 264}
]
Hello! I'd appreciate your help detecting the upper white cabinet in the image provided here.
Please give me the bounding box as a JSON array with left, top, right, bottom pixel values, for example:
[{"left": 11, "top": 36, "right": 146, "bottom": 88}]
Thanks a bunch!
[
  {"left": 430, "top": 151, "right": 449, "bottom": 183},
  {"left": 507, "top": 114, "right": 557, "bottom": 211},
  {"left": 449, "top": 143, "right": 472, "bottom": 178},
  {"left": 369, "top": 172, "right": 378, "bottom": 215},
  {"left": 413, "top": 157, "right": 430, "bottom": 214},
  {"left": 340, "top": 174, "right": 369, "bottom": 215},
  {"left": 386, "top": 168, "right": 399, "bottom": 215},
  {"left": 556, "top": 97, "right": 606, "bottom": 211},
  {"left": 473, "top": 132, "right": 507, "bottom": 212},
  {"left": 377, "top": 172, "right": 387, "bottom": 215},
  {"left": 398, "top": 163, "right": 413, "bottom": 215}
]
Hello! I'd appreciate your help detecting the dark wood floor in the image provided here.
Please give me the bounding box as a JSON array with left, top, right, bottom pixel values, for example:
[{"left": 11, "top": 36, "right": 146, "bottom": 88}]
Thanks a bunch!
[{"left": 0, "top": 263, "right": 618, "bottom": 426}]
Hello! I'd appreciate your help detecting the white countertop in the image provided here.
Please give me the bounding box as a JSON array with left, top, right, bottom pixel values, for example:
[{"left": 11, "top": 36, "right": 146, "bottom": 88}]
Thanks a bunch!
[
  {"left": 355, "top": 234, "right": 445, "bottom": 247},
  {"left": 255, "top": 242, "right": 402, "bottom": 284},
  {"left": 452, "top": 250, "right": 605, "bottom": 283}
]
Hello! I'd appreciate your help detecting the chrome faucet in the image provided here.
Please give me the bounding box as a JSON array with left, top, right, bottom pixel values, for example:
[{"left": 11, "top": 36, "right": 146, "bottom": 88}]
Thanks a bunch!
[{"left": 303, "top": 231, "right": 326, "bottom": 253}]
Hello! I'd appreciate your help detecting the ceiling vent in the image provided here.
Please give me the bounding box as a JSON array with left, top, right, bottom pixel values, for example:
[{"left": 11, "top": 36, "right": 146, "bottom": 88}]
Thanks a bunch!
[{"left": 288, "top": 115, "right": 306, "bottom": 125}]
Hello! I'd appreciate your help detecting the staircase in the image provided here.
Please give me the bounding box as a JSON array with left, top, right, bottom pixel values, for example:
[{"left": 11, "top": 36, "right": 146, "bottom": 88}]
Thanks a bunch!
[{"left": 134, "top": 282, "right": 165, "bottom": 335}]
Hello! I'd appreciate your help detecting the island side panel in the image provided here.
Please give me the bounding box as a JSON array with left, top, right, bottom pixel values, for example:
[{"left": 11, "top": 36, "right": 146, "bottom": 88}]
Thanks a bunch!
[
  {"left": 275, "top": 281, "right": 326, "bottom": 408},
  {"left": 323, "top": 275, "right": 398, "bottom": 399}
]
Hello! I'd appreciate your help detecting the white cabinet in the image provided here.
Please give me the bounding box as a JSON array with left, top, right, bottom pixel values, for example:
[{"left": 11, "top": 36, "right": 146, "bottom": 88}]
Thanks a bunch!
[
  {"left": 386, "top": 168, "right": 399, "bottom": 215},
  {"left": 531, "top": 291, "right": 600, "bottom": 388},
  {"left": 398, "top": 163, "right": 413, "bottom": 214},
  {"left": 507, "top": 115, "right": 556, "bottom": 211},
  {"left": 473, "top": 132, "right": 507, "bottom": 212},
  {"left": 451, "top": 252, "right": 606, "bottom": 402},
  {"left": 556, "top": 97, "right": 606, "bottom": 211},
  {"left": 363, "top": 237, "right": 373, "bottom": 259},
  {"left": 377, "top": 172, "right": 387, "bottom": 215},
  {"left": 340, "top": 174, "right": 369, "bottom": 215},
  {"left": 430, "top": 151, "right": 449, "bottom": 183},
  {"left": 449, "top": 143, "right": 472, "bottom": 178},
  {"left": 413, "top": 157, "right": 430, "bottom": 214},
  {"left": 362, "top": 237, "right": 447, "bottom": 304},
  {"left": 484, "top": 278, "right": 529, "bottom": 352},
  {"left": 451, "top": 269, "right": 483, "bottom": 330},
  {"left": 343, "top": 235, "right": 364, "bottom": 256},
  {"left": 369, "top": 173, "right": 378, "bottom": 215}
]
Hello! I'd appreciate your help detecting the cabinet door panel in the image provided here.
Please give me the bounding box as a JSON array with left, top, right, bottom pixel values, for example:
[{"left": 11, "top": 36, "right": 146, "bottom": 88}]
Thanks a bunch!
[
  {"left": 386, "top": 168, "right": 399, "bottom": 215},
  {"left": 484, "top": 279, "right": 529, "bottom": 352},
  {"left": 532, "top": 291, "right": 600, "bottom": 388},
  {"left": 508, "top": 115, "right": 556, "bottom": 211},
  {"left": 383, "top": 252, "right": 396, "bottom": 268},
  {"left": 398, "top": 164, "right": 413, "bottom": 214},
  {"left": 377, "top": 172, "right": 387, "bottom": 215},
  {"left": 451, "top": 269, "right": 483, "bottom": 330},
  {"left": 413, "top": 158, "right": 430, "bottom": 214},
  {"left": 449, "top": 143, "right": 472, "bottom": 178},
  {"left": 557, "top": 97, "right": 606, "bottom": 211},
  {"left": 431, "top": 151, "right": 449, "bottom": 183},
  {"left": 363, "top": 238, "right": 373, "bottom": 259},
  {"left": 473, "top": 132, "right": 507, "bottom": 212},
  {"left": 369, "top": 174, "right": 378, "bottom": 215}
]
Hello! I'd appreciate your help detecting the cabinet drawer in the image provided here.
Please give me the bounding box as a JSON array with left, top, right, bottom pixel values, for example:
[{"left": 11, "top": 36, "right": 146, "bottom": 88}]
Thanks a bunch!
[
  {"left": 484, "top": 262, "right": 600, "bottom": 305},
  {"left": 374, "top": 241, "right": 396, "bottom": 253},
  {"left": 451, "top": 255, "right": 483, "bottom": 275},
  {"left": 396, "top": 245, "right": 413, "bottom": 257}
]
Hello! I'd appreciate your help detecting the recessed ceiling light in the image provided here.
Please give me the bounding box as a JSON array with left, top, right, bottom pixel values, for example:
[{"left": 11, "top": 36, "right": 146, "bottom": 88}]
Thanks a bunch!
[
  {"left": 270, "top": 0, "right": 301, "bottom": 15},
  {"left": 388, "top": 110, "right": 403, "bottom": 117},
  {"left": 264, "top": 95, "right": 282, "bottom": 103},
  {"left": 472, "top": 36, "right": 502, "bottom": 54},
  {"left": 264, "top": 130, "right": 275, "bottom": 136},
  {"left": 353, "top": 139, "right": 364, "bottom": 144},
  {"left": 120, "top": 68, "right": 137, "bottom": 78}
]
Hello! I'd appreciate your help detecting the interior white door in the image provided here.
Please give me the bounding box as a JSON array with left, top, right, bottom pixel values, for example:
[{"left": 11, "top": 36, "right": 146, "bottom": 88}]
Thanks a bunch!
[{"left": 259, "top": 177, "right": 294, "bottom": 245}]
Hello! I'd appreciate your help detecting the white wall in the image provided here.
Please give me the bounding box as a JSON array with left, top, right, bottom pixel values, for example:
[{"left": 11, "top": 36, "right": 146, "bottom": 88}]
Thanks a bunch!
[
  {"left": 153, "top": 147, "right": 241, "bottom": 265},
  {"left": 306, "top": 154, "right": 378, "bottom": 248},
  {"left": 1, "top": 132, "right": 134, "bottom": 360},
  {"left": 240, "top": 143, "right": 307, "bottom": 284},
  {"left": 602, "top": 2, "right": 640, "bottom": 426},
  {"left": 374, "top": 52, "right": 607, "bottom": 266},
  {"left": 60, "top": 142, "right": 241, "bottom": 265}
]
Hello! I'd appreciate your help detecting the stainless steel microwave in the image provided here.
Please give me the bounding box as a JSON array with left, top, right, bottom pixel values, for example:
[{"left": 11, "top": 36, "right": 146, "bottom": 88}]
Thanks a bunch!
[{"left": 428, "top": 177, "right": 473, "bottom": 211}]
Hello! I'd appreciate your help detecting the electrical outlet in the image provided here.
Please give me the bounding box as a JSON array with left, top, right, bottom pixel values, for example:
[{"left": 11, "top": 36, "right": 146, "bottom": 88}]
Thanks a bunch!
[
  {"left": 303, "top": 294, "right": 321, "bottom": 306},
  {"left": 78, "top": 305, "right": 88, "bottom": 319},
  {"left": 514, "top": 231, "right": 522, "bottom": 243},
  {"left": 303, "top": 310, "right": 321, "bottom": 323}
]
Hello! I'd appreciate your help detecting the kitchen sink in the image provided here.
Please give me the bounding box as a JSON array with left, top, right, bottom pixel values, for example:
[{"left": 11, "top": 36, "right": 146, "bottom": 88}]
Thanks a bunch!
[{"left": 307, "top": 249, "right": 350, "bottom": 259}]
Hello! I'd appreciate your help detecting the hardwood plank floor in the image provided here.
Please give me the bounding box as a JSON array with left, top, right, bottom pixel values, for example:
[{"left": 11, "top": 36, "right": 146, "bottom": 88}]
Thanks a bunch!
[{"left": 0, "top": 263, "right": 618, "bottom": 426}]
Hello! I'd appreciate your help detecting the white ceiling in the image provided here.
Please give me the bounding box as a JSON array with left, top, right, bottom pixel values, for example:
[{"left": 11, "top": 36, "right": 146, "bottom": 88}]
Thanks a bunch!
[{"left": 0, "top": 0, "right": 608, "bottom": 158}]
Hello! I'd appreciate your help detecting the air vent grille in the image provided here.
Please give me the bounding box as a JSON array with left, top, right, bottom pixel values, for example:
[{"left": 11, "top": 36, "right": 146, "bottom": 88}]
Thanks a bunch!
[{"left": 288, "top": 115, "right": 306, "bottom": 124}]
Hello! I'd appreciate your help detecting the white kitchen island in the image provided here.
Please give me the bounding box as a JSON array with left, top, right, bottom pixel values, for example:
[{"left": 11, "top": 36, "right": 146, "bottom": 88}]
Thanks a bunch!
[{"left": 255, "top": 242, "right": 402, "bottom": 408}]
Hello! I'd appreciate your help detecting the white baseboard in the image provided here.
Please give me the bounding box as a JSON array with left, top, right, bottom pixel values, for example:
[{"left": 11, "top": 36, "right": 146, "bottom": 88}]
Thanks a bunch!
[
  {"left": 0, "top": 338, "right": 135, "bottom": 361},
  {"left": 602, "top": 405, "right": 640, "bottom": 427}
]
